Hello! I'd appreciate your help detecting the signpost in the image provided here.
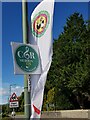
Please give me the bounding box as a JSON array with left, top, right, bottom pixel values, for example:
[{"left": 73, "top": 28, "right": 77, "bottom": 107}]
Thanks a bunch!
[
  {"left": 22, "top": 0, "right": 30, "bottom": 118},
  {"left": 10, "top": 0, "right": 31, "bottom": 118},
  {"left": 9, "top": 93, "right": 19, "bottom": 108}
]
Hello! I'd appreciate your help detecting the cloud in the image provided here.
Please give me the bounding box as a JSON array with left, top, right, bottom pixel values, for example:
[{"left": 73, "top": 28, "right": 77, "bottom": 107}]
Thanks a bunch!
[
  {"left": 0, "top": 85, "right": 24, "bottom": 104},
  {"left": 11, "top": 86, "right": 24, "bottom": 96},
  {"left": 0, "top": 87, "right": 9, "bottom": 96}
]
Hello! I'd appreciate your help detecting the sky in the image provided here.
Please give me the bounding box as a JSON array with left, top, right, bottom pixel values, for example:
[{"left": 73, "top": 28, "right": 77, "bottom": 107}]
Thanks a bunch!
[{"left": 1, "top": 1, "right": 89, "bottom": 104}]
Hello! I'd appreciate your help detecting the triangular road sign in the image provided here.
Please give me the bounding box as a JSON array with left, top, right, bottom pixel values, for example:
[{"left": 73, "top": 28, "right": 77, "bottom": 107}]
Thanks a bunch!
[{"left": 10, "top": 93, "right": 18, "bottom": 102}]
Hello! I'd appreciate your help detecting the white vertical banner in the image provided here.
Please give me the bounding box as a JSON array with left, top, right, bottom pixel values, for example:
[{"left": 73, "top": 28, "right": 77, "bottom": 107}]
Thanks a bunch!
[{"left": 29, "top": 0, "right": 54, "bottom": 119}]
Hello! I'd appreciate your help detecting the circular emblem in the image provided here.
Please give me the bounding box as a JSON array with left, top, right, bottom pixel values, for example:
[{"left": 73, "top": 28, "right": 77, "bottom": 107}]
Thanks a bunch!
[
  {"left": 32, "top": 11, "right": 50, "bottom": 37},
  {"left": 15, "top": 45, "right": 39, "bottom": 72}
]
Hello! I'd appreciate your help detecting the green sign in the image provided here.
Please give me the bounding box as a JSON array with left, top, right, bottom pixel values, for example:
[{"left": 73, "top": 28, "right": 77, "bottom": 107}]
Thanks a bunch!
[{"left": 15, "top": 45, "right": 39, "bottom": 73}]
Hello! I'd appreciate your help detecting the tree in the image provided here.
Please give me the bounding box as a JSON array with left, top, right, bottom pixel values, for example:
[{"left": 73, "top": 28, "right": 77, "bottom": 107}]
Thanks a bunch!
[
  {"left": 45, "top": 13, "right": 90, "bottom": 110},
  {"left": 18, "top": 92, "right": 24, "bottom": 112}
]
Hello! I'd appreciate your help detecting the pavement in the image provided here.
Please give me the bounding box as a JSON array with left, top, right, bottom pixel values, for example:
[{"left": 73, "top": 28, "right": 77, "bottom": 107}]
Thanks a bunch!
[
  {"left": 9, "top": 118, "right": 90, "bottom": 120},
  {"left": 9, "top": 114, "right": 25, "bottom": 119},
  {"left": 9, "top": 114, "right": 90, "bottom": 120},
  {"left": 9, "top": 115, "right": 89, "bottom": 120}
]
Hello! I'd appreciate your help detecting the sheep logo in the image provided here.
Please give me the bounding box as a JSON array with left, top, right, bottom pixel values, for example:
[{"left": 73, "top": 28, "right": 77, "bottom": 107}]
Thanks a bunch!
[{"left": 32, "top": 11, "right": 50, "bottom": 37}]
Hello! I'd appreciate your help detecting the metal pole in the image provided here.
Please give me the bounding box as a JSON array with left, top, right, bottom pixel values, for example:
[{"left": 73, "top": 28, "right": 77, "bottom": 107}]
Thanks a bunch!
[
  {"left": 22, "top": 0, "right": 30, "bottom": 119},
  {"left": 9, "top": 84, "right": 16, "bottom": 114}
]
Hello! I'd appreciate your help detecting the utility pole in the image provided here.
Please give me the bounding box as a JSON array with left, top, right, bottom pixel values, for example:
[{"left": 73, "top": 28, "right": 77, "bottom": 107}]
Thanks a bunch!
[
  {"left": 9, "top": 84, "right": 16, "bottom": 114},
  {"left": 22, "top": 0, "right": 30, "bottom": 119}
]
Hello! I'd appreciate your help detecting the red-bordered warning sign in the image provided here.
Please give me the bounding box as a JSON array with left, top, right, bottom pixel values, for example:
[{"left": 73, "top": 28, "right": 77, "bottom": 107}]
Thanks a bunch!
[
  {"left": 10, "top": 93, "right": 18, "bottom": 102},
  {"left": 9, "top": 93, "right": 19, "bottom": 108}
]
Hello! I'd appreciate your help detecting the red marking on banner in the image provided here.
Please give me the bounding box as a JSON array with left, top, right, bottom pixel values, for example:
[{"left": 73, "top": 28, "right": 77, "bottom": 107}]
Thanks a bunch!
[{"left": 33, "top": 104, "right": 40, "bottom": 115}]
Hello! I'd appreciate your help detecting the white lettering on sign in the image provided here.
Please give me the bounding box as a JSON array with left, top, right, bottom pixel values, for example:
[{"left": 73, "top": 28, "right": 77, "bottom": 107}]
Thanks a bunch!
[{"left": 17, "top": 47, "right": 35, "bottom": 59}]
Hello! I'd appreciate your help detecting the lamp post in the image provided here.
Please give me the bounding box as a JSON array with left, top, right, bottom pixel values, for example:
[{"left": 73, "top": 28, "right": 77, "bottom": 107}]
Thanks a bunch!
[
  {"left": 10, "top": 84, "right": 16, "bottom": 97},
  {"left": 22, "top": 0, "right": 30, "bottom": 119},
  {"left": 9, "top": 84, "right": 16, "bottom": 114}
]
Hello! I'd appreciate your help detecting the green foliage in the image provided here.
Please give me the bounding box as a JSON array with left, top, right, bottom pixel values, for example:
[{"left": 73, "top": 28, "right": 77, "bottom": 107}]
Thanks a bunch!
[
  {"left": 2, "top": 113, "right": 9, "bottom": 118},
  {"left": 1, "top": 117, "right": 13, "bottom": 120},
  {"left": 47, "top": 87, "right": 55, "bottom": 103},
  {"left": 18, "top": 92, "right": 24, "bottom": 112},
  {"left": 44, "top": 12, "right": 90, "bottom": 110},
  {"left": 46, "top": 88, "right": 55, "bottom": 111},
  {"left": 2, "top": 104, "right": 9, "bottom": 115}
]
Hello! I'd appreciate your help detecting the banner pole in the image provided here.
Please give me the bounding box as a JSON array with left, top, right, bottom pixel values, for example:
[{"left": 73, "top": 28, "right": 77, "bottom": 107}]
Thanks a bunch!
[{"left": 22, "top": 0, "right": 30, "bottom": 119}]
